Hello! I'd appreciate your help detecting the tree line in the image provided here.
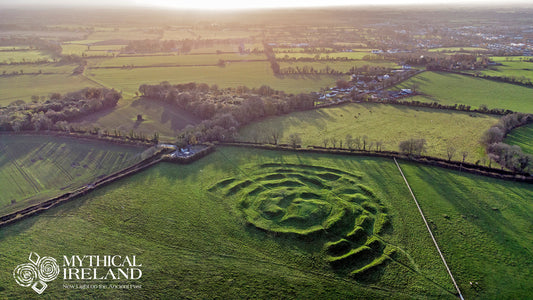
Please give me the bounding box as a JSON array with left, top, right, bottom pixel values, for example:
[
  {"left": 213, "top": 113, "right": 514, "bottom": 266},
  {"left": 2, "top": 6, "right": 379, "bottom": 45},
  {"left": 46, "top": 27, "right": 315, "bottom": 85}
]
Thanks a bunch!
[
  {"left": 0, "top": 88, "right": 121, "bottom": 132},
  {"left": 138, "top": 82, "right": 317, "bottom": 146},
  {"left": 481, "top": 112, "right": 533, "bottom": 174}
]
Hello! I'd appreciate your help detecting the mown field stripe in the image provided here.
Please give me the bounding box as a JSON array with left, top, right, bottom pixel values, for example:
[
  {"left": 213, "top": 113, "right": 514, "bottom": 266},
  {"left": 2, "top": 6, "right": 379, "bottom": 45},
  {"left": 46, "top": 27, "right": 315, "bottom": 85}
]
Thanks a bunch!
[{"left": 394, "top": 158, "right": 464, "bottom": 300}]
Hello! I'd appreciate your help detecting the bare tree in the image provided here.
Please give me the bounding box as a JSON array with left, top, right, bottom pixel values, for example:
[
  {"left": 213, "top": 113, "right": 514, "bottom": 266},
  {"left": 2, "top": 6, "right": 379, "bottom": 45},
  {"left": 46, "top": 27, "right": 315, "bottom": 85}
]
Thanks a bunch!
[
  {"left": 446, "top": 146, "right": 456, "bottom": 161},
  {"left": 289, "top": 133, "right": 302, "bottom": 148},
  {"left": 462, "top": 151, "right": 469, "bottom": 163},
  {"left": 330, "top": 137, "right": 337, "bottom": 148},
  {"left": 322, "top": 138, "right": 329, "bottom": 148},
  {"left": 269, "top": 128, "right": 282, "bottom": 145},
  {"left": 345, "top": 134, "right": 354, "bottom": 150}
]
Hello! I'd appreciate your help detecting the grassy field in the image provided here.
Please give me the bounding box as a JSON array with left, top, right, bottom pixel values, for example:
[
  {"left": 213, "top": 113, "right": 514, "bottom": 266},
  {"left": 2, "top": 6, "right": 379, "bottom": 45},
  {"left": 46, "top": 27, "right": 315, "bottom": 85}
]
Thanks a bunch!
[
  {"left": 0, "top": 147, "right": 456, "bottom": 299},
  {"left": 399, "top": 160, "right": 533, "bottom": 299},
  {"left": 72, "top": 97, "right": 201, "bottom": 141},
  {"left": 0, "top": 134, "right": 144, "bottom": 215},
  {"left": 0, "top": 74, "right": 101, "bottom": 105},
  {"left": 238, "top": 102, "right": 498, "bottom": 163},
  {"left": 93, "top": 53, "right": 266, "bottom": 67},
  {"left": 428, "top": 47, "right": 487, "bottom": 52},
  {"left": 0, "top": 63, "right": 77, "bottom": 75},
  {"left": 276, "top": 51, "right": 371, "bottom": 60},
  {"left": 466, "top": 60, "right": 533, "bottom": 83},
  {"left": 394, "top": 71, "right": 533, "bottom": 113},
  {"left": 0, "top": 51, "right": 51, "bottom": 63},
  {"left": 280, "top": 60, "right": 399, "bottom": 72},
  {"left": 87, "top": 61, "right": 343, "bottom": 95},
  {"left": 504, "top": 123, "right": 533, "bottom": 154}
]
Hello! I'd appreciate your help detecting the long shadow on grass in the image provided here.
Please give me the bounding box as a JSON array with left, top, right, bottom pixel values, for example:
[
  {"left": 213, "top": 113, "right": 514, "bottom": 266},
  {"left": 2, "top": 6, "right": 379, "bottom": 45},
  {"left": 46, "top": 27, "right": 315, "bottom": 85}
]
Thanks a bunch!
[{"left": 406, "top": 164, "right": 533, "bottom": 258}]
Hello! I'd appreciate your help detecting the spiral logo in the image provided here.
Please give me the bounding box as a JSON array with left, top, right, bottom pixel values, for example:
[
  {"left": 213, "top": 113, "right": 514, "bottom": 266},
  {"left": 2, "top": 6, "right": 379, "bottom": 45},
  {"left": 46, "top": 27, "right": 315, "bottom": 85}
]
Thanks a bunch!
[
  {"left": 13, "top": 263, "right": 38, "bottom": 288},
  {"left": 210, "top": 163, "right": 411, "bottom": 281},
  {"left": 37, "top": 256, "right": 60, "bottom": 282},
  {"left": 13, "top": 252, "right": 59, "bottom": 294}
]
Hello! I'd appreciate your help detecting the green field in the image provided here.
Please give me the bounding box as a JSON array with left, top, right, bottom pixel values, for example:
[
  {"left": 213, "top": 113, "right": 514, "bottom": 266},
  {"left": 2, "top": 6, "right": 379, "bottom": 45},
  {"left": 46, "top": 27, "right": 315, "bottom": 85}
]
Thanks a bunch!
[
  {"left": 280, "top": 60, "right": 399, "bottom": 72},
  {"left": 94, "top": 53, "right": 266, "bottom": 67},
  {"left": 1, "top": 147, "right": 531, "bottom": 298},
  {"left": 428, "top": 47, "right": 487, "bottom": 52},
  {"left": 72, "top": 97, "right": 201, "bottom": 141},
  {"left": 399, "top": 161, "right": 533, "bottom": 299},
  {"left": 467, "top": 60, "right": 533, "bottom": 83},
  {"left": 394, "top": 71, "right": 533, "bottom": 113},
  {"left": 87, "top": 61, "right": 343, "bottom": 95},
  {"left": 0, "top": 147, "right": 456, "bottom": 299},
  {"left": 0, "top": 63, "right": 77, "bottom": 75},
  {"left": 238, "top": 102, "right": 498, "bottom": 163},
  {"left": 0, "top": 51, "right": 52, "bottom": 63},
  {"left": 0, "top": 74, "right": 101, "bottom": 105},
  {"left": 505, "top": 123, "right": 533, "bottom": 154},
  {"left": 0, "top": 135, "right": 144, "bottom": 215},
  {"left": 277, "top": 51, "right": 371, "bottom": 60}
]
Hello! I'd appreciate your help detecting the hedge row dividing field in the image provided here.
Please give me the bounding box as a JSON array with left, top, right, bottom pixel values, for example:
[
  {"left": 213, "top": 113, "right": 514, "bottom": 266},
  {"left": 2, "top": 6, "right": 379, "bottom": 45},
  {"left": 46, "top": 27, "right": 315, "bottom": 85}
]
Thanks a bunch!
[{"left": 0, "top": 135, "right": 144, "bottom": 215}]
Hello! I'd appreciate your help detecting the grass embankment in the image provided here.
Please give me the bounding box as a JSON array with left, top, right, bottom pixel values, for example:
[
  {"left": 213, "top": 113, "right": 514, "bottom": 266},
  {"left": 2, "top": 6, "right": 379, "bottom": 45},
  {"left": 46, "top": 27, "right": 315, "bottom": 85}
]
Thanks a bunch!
[
  {"left": 394, "top": 71, "right": 533, "bottom": 113},
  {"left": 238, "top": 102, "right": 498, "bottom": 163},
  {"left": 505, "top": 123, "right": 533, "bottom": 154},
  {"left": 0, "top": 147, "right": 456, "bottom": 299},
  {"left": 399, "top": 161, "right": 533, "bottom": 299},
  {"left": 0, "top": 135, "right": 143, "bottom": 215}
]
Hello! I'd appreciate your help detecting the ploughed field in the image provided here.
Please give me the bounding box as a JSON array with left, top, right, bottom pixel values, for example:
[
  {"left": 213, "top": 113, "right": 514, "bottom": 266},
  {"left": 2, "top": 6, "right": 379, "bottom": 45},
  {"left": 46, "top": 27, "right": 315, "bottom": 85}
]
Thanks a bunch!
[{"left": 1, "top": 146, "right": 531, "bottom": 299}]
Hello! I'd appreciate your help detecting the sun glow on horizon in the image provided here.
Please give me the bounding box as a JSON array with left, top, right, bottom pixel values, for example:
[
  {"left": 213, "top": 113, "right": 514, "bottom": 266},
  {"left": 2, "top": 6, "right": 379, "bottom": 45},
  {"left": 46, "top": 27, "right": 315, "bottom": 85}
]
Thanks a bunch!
[{"left": 132, "top": 0, "right": 532, "bottom": 10}]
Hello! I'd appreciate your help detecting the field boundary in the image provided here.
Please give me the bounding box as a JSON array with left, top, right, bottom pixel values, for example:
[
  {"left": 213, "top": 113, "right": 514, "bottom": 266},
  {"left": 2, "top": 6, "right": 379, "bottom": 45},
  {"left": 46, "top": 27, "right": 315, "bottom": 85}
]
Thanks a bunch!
[
  {"left": 217, "top": 142, "right": 533, "bottom": 183},
  {"left": 393, "top": 158, "right": 464, "bottom": 300}
]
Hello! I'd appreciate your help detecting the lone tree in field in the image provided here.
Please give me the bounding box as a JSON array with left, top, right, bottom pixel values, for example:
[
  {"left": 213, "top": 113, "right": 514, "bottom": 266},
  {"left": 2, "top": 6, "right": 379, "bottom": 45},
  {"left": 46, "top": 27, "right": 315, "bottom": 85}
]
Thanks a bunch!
[
  {"left": 322, "top": 138, "right": 329, "bottom": 148},
  {"left": 462, "top": 151, "right": 469, "bottom": 163},
  {"left": 446, "top": 146, "right": 456, "bottom": 161},
  {"left": 289, "top": 133, "right": 302, "bottom": 148},
  {"left": 399, "top": 138, "right": 427, "bottom": 156},
  {"left": 269, "top": 128, "right": 282, "bottom": 145}
]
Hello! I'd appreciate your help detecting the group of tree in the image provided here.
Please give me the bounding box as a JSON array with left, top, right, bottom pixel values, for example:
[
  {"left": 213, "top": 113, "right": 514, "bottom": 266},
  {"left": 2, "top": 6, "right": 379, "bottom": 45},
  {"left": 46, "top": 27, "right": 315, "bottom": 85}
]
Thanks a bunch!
[
  {"left": 0, "top": 88, "right": 121, "bottom": 132},
  {"left": 138, "top": 82, "right": 317, "bottom": 145},
  {"left": 398, "top": 138, "right": 427, "bottom": 156},
  {"left": 481, "top": 112, "right": 533, "bottom": 174}
]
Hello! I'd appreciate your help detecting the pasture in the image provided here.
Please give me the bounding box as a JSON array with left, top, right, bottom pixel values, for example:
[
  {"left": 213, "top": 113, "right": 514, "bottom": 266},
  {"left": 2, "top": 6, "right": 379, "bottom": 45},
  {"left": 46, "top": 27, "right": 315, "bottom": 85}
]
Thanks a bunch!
[
  {"left": 0, "top": 51, "right": 52, "bottom": 64},
  {"left": 87, "top": 61, "right": 343, "bottom": 95},
  {"left": 72, "top": 97, "right": 201, "bottom": 140},
  {"left": 467, "top": 60, "right": 533, "bottom": 83},
  {"left": 504, "top": 123, "right": 533, "bottom": 154},
  {"left": 276, "top": 51, "right": 371, "bottom": 60},
  {"left": 399, "top": 161, "right": 533, "bottom": 299},
  {"left": 0, "top": 74, "right": 100, "bottom": 105},
  {"left": 280, "top": 60, "right": 399, "bottom": 73},
  {"left": 93, "top": 53, "right": 266, "bottom": 67},
  {"left": 0, "top": 147, "right": 456, "bottom": 299},
  {"left": 0, "top": 134, "right": 143, "bottom": 215},
  {"left": 394, "top": 71, "right": 533, "bottom": 113},
  {"left": 238, "top": 102, "right": 498, "bottom": 163}
]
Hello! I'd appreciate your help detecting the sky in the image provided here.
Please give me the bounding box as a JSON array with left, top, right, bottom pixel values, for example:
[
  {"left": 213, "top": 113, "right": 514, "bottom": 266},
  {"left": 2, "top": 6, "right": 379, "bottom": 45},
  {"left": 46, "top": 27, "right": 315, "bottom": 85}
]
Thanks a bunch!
[{"left": 3, "top": 0, "right": 532, "bottom": 10}]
